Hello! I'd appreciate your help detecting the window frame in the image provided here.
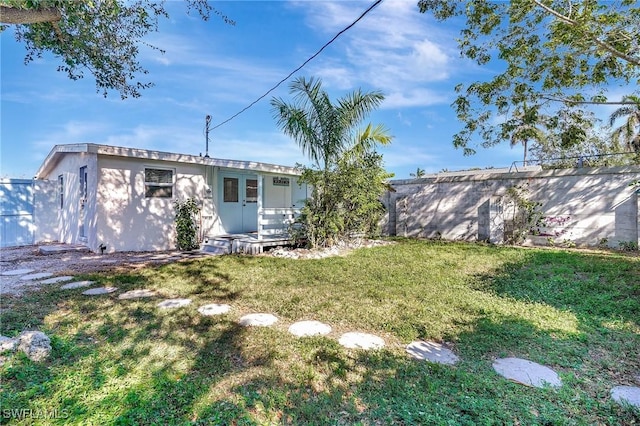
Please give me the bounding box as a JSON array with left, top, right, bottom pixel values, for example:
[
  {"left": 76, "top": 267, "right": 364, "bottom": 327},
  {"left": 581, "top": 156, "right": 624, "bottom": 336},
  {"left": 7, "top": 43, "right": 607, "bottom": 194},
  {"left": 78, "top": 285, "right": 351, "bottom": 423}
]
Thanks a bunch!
[
  {"left": 58, "top": 174, "right": 64, "bottom": 209},
  {"left": 144, "top": 167, "right": 175, "bottom": 199}
]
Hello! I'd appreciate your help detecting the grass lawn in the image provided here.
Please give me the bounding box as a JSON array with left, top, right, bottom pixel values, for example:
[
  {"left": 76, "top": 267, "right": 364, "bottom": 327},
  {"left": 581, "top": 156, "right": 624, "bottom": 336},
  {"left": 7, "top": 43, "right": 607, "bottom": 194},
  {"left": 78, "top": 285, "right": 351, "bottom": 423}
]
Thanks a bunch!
[{"left": 1, "top": 239, "right": 639, "bottom": 425}]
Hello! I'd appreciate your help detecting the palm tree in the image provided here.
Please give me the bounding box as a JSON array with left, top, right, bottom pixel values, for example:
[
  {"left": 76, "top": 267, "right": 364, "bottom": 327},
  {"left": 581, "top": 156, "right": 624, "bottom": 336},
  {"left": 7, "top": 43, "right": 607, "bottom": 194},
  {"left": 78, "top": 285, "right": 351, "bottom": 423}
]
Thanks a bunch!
[
  {"left": 609, "top": 95, "right": 640, "bottom": 155},
  {"left": 508, "top": 104, "right": 547, "bottom": 167},
  {"left": 270, "top": 76, "right": 387, "bottom": 173},
  {"left": 410, "top": 167, "right": 426, "bottom": 178}
]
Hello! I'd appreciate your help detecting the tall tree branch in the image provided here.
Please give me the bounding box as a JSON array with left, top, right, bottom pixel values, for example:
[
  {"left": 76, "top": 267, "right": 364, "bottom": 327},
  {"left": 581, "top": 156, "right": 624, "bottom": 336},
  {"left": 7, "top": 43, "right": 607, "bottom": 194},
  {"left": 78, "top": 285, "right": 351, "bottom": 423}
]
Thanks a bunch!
[{"left": 0, "top": 5, "right": 61, "bottom": 24}]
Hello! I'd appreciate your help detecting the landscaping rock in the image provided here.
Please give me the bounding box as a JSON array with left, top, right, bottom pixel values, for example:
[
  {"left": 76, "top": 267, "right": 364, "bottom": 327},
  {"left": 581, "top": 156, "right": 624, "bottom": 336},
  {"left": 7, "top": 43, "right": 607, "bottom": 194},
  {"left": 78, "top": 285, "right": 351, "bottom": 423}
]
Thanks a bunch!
[
  {"left": 0, "top": 336, "right": 18, "bottom": 353},
  {"left": 338, "top": 332, "right": 385, "bottom": 350},
  {"left": 493, "top": 357, "right": 562, "bottom": 388},
  {"left": 40, "top": 276, "right": 75, "bottom": 285},
  {"left": 60, "top": 280, "right": 95, "bottom": 290},
  {"left": 118, "top": 289, "right": 157, "bottom": 299},
  {"left": 238, "top": 313, "right": 278, "bottom": 327},
  {"left": 288, "top": 320, "right": 332, "bottom": 337},
  {"left": 406, "top": 341, "right": 459, "bottom": 365},
  {"left": 1, "top": 268, "right": 35, "bottom": 276},
  {"left": 198, "top": 304, "right": 231, "bottom": 316},
  {"left": 157, "top": 298, "right": 192, "bottom": 309},
  {"left": 17, "top": 331, "right": 51, "bottom": 362},
  {"left": 82, "top": 287, "right": 118, "bottom": 295},
  {"left": 611, "top": 386, "right": 640, "bottom": 409}
]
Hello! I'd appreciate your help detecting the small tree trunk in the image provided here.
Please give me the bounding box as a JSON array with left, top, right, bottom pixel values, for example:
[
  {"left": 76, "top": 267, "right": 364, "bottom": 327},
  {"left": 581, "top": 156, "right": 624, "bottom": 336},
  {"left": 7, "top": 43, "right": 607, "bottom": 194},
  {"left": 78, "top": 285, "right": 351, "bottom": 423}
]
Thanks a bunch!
[{"left": 0, "top": 6, "right": 61, "bottom": 24}]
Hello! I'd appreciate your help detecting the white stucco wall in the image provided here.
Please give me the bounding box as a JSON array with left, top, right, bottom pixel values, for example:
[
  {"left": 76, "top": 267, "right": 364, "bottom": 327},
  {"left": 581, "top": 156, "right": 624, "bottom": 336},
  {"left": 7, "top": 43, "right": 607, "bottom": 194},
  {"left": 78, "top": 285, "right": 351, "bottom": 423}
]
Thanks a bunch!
[
  {"left": 34, "top": 152, "right": 98, "bottom": 247},
  {"left": 96, "top": 156, "right": 211, "bottom": 252},
  {"left": 385, "top": 166, "right": 640, "bottom": 248}
]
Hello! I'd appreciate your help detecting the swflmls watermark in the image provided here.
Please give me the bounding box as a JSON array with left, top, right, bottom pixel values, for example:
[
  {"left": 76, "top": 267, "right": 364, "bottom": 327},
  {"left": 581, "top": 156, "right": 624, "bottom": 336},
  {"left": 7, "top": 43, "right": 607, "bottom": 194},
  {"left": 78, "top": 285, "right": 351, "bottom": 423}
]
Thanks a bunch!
[{"left": 2, "top": 408, "right": 70, "bottom": 419}]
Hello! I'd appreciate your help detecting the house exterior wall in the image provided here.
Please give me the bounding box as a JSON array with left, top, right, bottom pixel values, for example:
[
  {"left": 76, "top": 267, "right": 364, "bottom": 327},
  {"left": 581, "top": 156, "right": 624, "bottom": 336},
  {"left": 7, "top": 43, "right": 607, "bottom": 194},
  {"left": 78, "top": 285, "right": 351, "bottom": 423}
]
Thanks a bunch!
[
  {"left": 0, "top": 179, "right": 35, "bottom": 247},
  {"left": 96, "top": 155, "right": 210, "bottom": 252},
  {"left": 33, "top": 152, "right": 98, "bottom": 247},
  {"left": 384, "top": 166, "right": 640, "bottom": 248}
]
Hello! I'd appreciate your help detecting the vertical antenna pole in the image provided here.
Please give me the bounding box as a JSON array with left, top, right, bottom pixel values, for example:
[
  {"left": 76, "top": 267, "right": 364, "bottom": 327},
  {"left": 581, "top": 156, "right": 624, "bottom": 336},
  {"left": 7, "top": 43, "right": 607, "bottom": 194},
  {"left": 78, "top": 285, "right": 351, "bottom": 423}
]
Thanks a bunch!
[{"left": 205, "top": 115, "right": 211, "bottom": 158}]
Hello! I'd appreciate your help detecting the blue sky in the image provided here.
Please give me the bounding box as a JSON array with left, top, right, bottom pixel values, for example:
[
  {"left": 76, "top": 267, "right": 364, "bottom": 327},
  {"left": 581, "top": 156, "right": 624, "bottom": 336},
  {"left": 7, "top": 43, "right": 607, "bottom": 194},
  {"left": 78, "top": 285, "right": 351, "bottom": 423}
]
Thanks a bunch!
[{"left": 2, "top": 0, "right": 540, "bottom": 179}]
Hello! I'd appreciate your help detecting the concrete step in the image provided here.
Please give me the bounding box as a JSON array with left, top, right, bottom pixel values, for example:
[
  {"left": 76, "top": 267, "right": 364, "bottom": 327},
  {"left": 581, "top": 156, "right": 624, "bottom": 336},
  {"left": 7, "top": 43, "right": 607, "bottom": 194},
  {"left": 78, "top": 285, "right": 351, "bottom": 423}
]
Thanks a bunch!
[{"left": 200, "top": 238, "right": 232, "bottom": 255}]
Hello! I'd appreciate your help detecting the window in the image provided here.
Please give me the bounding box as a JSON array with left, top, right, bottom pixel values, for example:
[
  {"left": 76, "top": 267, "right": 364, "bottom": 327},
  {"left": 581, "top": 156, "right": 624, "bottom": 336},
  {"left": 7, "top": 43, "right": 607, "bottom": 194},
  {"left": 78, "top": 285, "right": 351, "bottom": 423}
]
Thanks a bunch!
[
  {"left": 223, "top": 177, "right": 238, "bottom": 202},
  {"left": 58, "top": 175, "right": 64, "bottom": 209},
  {"left": 145, "top": 168, "right": 174, "bottom": 198},
  {"left": 245, "top": 179, "right": 258, "bottom": 203}
]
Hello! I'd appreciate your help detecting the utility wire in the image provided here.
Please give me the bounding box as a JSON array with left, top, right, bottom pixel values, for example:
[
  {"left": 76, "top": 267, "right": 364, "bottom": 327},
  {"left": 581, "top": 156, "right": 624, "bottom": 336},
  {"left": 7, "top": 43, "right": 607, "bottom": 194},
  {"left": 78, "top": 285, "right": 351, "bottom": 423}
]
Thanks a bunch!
[{"left": 211, "top": 0, "right": 384, "bottom": 130}]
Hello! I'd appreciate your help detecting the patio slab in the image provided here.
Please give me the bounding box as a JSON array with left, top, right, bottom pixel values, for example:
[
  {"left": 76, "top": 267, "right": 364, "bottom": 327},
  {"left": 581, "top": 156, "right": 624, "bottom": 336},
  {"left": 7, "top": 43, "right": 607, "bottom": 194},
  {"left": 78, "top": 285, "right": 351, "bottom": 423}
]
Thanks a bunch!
[
  {"left": 288, "top": 320, "right": 332, "bottom": 337},
  {"left": 338, "top": 332, "right": 385, "bottom": 350},
  {"left": 493, "top": 357, "right": 562, "bottom": 388},
  {"left": 19, "top": 272, "right": 54, "bottom": 281},
  {"left": 406, "top": 341, "right": 459, "bottom": 365}
]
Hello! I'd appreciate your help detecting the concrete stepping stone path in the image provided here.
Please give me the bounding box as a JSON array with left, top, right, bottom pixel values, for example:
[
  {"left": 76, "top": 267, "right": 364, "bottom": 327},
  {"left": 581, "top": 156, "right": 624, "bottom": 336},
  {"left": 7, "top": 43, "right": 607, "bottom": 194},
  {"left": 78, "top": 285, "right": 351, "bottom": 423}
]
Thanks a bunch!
[
  {"left": 118, "top": 289, "right": 157, "bottom": 300},
  {"left": 338, "top": 332, "right": 385, "bottom": 350},
  {"left": 1, "top": 269, "right": 35, "bottom": 276},
  {"left": 288, "top": 320, "right": 332, "bottom": 337},
  {"left": 83, "top": 287, "right": 118, "bottom": 295},
  {"left": 238, "top": 313, "right": 278, "bottom": 327},
  {"left": 493, "top": 357, "right": 562, "bottom": 388},
  {"left": 611, "top": 386, "right": 640, "bottom": 409},
  {"left": 60, "top": 280, "right": 95, "bottom": 290},
  {"left": 40, "top": 276, "right": 74, "bottom": 285},
  {"left": 20, "top": 272, "right": 54, "bottom": 281},
  {"left": 198, "top": 304, "right": 231, "bottom": 316},
  {"left": 157, "top": 298, "right": 192, "bottom": 309},
  {"left": 406, "top": 341, "right": 460, "bottom": 365}
]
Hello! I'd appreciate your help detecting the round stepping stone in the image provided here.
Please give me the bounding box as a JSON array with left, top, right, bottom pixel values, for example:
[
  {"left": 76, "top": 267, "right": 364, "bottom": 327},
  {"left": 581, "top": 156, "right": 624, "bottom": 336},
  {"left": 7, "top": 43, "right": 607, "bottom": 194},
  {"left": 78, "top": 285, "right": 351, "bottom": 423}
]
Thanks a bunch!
[
  {"left": 20, "top": 272, "right": 54, "bottom": 281},
  {"left": 238, "top": 313, "right": 278, "bottom": 327},
  {"left": 493, "top": 357, "right": 562, "bottom": 388},
  {"left": 338, "top": 332, "right": 385, "bottom": 350},
  {"left": 40, "top": 276, "right": 74, "bottom": 285},
  {"left": 82, "top": 287, "right": 118, "bottom": 295},
  {"left": 118, "top": 289, "right": 157, "bottom": 300},
  {"left": 60, "top": 280, "right": 95, "bottom": 290},
  {"left": 198, "top": 304, "right": 231, "bottom": 316},
  {"left": 1, "top": 268, "right": 35, "bottom": 276},
  {"left": 611, "top": 386, "right": 640, "bottom": 409},
  {"left": 406, "top": 341, "right": 459, "bottom": 365},
  {"left": 157, "top": 298, "right": 192, "bottom": 309},
  {"left": 288, "top": 320, "right": 332, "bottom": 337}
]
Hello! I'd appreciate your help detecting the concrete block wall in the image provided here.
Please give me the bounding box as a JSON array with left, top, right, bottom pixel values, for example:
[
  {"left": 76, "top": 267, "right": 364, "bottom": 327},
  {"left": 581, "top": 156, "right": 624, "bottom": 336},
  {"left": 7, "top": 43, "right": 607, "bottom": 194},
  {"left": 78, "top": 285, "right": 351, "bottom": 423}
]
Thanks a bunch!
[{"left": 383, "top": 166, "right": 640, "bottom": 248}]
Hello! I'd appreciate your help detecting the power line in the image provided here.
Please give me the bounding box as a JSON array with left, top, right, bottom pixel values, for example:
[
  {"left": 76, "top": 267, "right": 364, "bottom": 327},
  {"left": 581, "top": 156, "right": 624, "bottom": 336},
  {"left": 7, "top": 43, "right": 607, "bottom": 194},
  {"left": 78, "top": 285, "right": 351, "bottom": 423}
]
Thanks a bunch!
[{"left": 211, "top": 0, "right": 384, "bottom": 130}]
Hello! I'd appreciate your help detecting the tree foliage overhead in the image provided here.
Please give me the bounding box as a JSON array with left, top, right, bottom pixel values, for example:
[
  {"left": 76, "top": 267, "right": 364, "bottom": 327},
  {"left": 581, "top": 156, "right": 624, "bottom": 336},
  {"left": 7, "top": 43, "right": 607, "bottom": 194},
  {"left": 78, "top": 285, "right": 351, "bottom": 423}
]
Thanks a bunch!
[
  {"left": 0, "top": 0, "right": 234, "bottom": 99},
  {"left": 417, "top": 0, "right": 640, "bottom": 155}
]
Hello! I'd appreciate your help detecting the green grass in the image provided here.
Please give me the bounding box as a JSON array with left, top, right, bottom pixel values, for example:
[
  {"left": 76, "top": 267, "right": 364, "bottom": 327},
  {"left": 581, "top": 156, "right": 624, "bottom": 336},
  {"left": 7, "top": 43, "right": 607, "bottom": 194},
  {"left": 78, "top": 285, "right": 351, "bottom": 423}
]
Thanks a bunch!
[{"left": 1, "top": 239, "right": 639, "bottom": 425}]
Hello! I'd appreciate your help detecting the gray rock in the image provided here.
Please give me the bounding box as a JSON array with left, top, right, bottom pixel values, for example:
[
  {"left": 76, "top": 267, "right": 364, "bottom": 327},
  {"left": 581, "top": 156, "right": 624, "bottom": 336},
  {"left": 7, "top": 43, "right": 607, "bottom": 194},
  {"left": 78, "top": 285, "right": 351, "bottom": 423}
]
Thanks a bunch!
[
  {"left": 611, "top": 386, "right": 640, "bottom": 409},
  {"left": 288, "top": 320, "right": 332, "bottom": 337},
  {"left": 0, "top": 336, "right": 18, "bottom": 353},
  {"left": 493, "top": 357, "right": 562, "bottom": 388},
  {"left": 238, "top": 313, "right": 278, "bottom": 327},
  {"left": 406, "top": 341, "right": 459, "bottom": 365},
  {"left": 338, "top": 332, "right": 385, "bottom": 350},
  {"left": 17, "top": 331, "right": 51, "bottom": 362}
]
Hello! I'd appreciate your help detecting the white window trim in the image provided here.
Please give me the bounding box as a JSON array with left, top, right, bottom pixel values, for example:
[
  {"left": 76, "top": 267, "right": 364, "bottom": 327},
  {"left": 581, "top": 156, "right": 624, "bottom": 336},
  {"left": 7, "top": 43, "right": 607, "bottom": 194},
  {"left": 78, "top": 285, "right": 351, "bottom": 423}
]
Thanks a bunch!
[{"left": 144, "top": 167, "right": 175, "bottom": 199}]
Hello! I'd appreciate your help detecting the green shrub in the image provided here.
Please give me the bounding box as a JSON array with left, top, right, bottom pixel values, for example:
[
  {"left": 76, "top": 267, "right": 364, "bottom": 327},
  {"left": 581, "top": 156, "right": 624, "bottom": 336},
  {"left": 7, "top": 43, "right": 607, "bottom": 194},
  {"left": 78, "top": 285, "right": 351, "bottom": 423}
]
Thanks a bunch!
[{"left": 174, "top": 198, "right": 200, "bottom": 251}]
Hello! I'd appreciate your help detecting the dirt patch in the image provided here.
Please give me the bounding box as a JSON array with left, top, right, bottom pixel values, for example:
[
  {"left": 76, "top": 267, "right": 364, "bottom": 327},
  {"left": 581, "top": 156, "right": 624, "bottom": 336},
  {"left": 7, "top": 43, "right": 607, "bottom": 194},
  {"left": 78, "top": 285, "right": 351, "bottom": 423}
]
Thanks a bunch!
[{"left": 0, "top": 245, "right": 209, "bottom": 297}]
